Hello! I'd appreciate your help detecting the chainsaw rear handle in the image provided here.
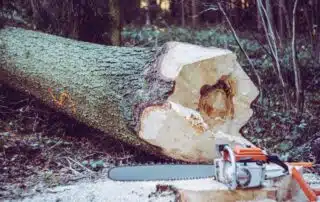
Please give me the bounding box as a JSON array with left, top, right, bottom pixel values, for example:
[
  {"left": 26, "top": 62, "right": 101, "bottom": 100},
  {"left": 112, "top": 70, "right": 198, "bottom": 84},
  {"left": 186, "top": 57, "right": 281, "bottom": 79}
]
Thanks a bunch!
[{"left": 266, "top": 155, "right": 289, "bottom": 174}]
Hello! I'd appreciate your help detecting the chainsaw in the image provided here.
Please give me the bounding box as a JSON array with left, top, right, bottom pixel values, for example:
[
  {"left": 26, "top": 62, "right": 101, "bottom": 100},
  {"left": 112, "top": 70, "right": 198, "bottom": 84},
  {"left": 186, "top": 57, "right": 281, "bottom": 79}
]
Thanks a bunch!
[{"left": 108, "top": 144, "right": 289, "bottom": 190}]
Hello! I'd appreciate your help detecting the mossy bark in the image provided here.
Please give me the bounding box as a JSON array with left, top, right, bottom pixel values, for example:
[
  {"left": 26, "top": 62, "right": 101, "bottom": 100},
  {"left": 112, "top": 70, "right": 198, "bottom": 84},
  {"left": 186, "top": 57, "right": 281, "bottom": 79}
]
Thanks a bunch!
[{"left": 0, "top": 26, "right": 173, "bottom": 157}]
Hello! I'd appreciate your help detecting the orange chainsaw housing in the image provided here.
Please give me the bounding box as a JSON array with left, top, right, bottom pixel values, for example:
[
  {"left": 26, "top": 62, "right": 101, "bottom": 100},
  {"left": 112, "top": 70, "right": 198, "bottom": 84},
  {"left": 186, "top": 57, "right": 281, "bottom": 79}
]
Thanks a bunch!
[{"left": 223, "top": 145, "right": 267, "bottom": 162}]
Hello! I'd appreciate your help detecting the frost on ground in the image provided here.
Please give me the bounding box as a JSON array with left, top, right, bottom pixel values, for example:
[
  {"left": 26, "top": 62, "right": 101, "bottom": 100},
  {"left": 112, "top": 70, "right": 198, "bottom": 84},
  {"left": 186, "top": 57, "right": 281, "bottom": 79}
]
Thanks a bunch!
[
  {"left": 15, "top": 177, "right": 230, "bottom": 202},
  {"left": 11, "top": 172, "right": 320, "bottom": 202},
  {"left": 19, "top": 179, "right": 178, "bottom": 202}
]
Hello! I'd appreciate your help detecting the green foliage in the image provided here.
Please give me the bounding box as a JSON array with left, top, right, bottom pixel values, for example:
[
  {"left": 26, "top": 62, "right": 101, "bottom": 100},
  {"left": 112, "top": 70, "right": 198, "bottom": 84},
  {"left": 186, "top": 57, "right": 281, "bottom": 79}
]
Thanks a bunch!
[
  {"left": 0, "top": 132, "right": 9, "bottom": 151},
  {"left": 279, "top": 41, "right": 314, "bottom": 70},
  {"left": 278, "top": 141, "right": 293, "bottom": 152},
  {"left": 122, "top": 26, "right": 260, "bottom": 53},
  {"left": 82, "top": 159, "right": 104, "bottom": 171},
  {"left": 123, "top": 26, "right": 317, "bottom": 78},
  {"left": 122, "top": 26, "right": 273, "bottom": 70}
]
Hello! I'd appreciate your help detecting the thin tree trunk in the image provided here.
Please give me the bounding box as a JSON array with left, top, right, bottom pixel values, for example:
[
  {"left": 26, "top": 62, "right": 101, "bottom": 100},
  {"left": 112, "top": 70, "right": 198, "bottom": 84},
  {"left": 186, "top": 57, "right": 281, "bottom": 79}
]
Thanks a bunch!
[
  {"left": 311, "top": 0, "right": 320, "bottom": 64},
  {"left": 145, "top": 0, "right": 151, "bottom": 25},
  {"left": 302, "top": 2, "right": 314, "bottom": 57},
  {"left": 191, "top": 0, "right": 197, "bottom": 28},
  {"left": 232, "top": 0, "right": 240, "bottom": 28},
  {"left": 282, "top": 0, "right": 292, "bottom": 38},
  {"left": 292, "top": 0, "right": 304, "bottom": 115},
  {"left": 256, "top": 0, "right": 262, "bottom": 31},
  {"left": 181, "top": 0, "right": 185, "bottom": 26},
  {"left": 266, "top": 0, "right": 279, "bottom": 47},
  {"left": 278, "top": 0, "right": 285, "bottom": 48},
  {"left": 316, "top": 0, "right": 320, "bottom": 64},
  {"left": 265, "top": 0, "right": 273, "bottom": 29},
  {"left": 108, "top": 0, "right": 121, "bottom": 46},
  {"left": 218, "top": 2, "right": 262, "bottom": 94},
  {"left": 257, "top": 0, "right": 291, "bottom": 109},
  {"left": 29, "top": 0, "right": 41, "bottom": 29},
  {"left": 185, "top": 0, "right": 190, "bottom": 25}
]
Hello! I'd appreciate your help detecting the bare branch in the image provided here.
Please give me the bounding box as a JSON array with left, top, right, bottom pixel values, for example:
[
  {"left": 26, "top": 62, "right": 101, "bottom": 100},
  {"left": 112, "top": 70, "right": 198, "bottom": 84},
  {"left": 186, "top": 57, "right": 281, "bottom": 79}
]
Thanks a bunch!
[
  {"left": 292, "top": 0, "right": 304, "bottom": 115},
  {"left": 63, "top": 157, "right": 83, "bottom": 176},
  {"left": 257, "top": 0, "right": 277, "bottom": 61},
  {"left": 67, "top": 157, "right": 95, "bottom": 174},
  {"left": 256, "top": 0, "right": 290, "bottom": 109},
  {"left": 217, "top": 2, "right": 262, "bottom": 89}
]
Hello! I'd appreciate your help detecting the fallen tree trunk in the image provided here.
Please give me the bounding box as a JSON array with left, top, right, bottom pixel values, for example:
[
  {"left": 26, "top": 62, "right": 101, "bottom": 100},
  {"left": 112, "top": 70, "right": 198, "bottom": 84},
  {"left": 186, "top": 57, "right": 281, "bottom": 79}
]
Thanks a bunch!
[{"left": 0, "top": 26, "right": 259, "bottom": 162}]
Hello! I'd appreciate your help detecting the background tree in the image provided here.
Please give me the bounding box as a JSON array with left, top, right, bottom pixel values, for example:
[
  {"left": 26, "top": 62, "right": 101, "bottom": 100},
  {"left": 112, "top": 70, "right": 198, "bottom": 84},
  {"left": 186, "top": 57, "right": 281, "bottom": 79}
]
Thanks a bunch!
[
  {"left": 191, "top": 0, "right": 198, "bottom": 27},
  {"left": 108, "top": 0, "right": 121, "bottom": 45}
]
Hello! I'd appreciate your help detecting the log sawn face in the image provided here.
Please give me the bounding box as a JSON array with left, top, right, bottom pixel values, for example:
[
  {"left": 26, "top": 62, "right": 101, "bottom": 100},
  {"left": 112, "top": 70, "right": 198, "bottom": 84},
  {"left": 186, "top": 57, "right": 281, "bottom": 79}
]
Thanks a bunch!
[{"left": 138, "top": 42, "right": 259, "bottom": 162}]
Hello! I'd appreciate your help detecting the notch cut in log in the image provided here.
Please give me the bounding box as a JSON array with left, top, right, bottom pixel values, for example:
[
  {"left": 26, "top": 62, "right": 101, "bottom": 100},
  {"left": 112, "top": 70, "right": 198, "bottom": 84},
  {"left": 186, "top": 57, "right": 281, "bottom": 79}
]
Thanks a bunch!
[{"left": 0, "top": 27, "right": 259, "bottom": 162}]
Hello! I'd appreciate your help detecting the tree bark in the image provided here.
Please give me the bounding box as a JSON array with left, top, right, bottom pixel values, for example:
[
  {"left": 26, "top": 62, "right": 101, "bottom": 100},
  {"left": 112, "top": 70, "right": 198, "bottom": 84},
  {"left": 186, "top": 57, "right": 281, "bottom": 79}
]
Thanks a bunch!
[
  {"left": 181, "top": 0, "right": 185, "bottom": 27},
  {"left": 191, "top": 0, "right": 197, "bottom": 28},
  {"left": 108, "top": 0, "right": 122, "bottom": 46},
  {"left": 0, "top": 27, "right": 259, "bottom": 162},
  {"left": 256, "top": 0, "right": 262, "bottom": 31},
  {"left": 292, "top": 0, "right": 304, "bottom": 115},
  {"left": 257, "top": 0, "right": 291, "bottom": 110},
  {"left": 282, "top": 0, "right": 292, "bottom": 39},
  {"left": 265, "top": 0, "right": 274, "bottom": 29},
  {"left": 145, "top": 0, "right": 151, "bottom": 25},
  {"left": 278, "top": 0, "right": 285, "bottom": 46}
]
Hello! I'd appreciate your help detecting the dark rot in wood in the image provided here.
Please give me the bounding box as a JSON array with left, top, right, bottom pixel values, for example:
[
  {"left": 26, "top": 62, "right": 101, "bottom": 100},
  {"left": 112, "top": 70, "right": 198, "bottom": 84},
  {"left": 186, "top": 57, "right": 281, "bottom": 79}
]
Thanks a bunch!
[{"left": 198, "top": 74, "right": 236, "bottom": 123}]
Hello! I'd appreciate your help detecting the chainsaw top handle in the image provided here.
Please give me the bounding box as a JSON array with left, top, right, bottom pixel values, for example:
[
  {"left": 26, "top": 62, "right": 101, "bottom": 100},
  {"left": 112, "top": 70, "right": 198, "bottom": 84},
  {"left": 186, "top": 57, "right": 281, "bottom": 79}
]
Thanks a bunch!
[{"left": 266, "top": 155, "right": 289, "bottom": 174}]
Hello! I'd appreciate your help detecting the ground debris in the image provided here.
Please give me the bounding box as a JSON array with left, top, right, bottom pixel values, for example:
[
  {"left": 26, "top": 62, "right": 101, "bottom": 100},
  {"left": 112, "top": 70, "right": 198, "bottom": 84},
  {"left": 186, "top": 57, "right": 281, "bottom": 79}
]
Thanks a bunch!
[{"left": 0, "top": 84, "right": 166, "bottom": 200}]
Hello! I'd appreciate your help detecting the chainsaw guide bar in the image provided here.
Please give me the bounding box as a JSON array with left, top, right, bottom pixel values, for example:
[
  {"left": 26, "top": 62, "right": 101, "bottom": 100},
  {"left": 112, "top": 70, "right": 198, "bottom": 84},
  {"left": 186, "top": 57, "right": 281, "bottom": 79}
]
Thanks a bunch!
[
  {"left": 108, "top": 163, "right": 215, "bottom": 181},
  {"left": 108, "top": 144, "right": 290, "bottom": 191}
]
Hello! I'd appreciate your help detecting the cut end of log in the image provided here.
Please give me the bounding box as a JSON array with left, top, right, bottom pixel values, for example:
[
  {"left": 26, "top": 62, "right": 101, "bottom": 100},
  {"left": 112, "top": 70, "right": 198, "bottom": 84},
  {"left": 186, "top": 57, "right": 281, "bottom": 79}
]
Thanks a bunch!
[{"left": 139, "top": 42, "right": 259, "bottom": 162}]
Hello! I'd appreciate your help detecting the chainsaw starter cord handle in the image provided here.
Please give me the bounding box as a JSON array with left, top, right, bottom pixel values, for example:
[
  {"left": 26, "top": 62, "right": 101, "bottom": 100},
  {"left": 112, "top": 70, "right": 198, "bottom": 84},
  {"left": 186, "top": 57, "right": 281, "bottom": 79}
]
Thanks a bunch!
[{"left": 267, "top": 155, "right": 289, "bottom": 174}]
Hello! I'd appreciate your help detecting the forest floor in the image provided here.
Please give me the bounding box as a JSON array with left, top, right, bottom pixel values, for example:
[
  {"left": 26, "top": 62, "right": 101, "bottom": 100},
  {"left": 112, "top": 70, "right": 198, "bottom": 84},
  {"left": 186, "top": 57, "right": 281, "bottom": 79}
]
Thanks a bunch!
[{"left": 0, "top": 84, "right": 172, "bottom": 200}]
